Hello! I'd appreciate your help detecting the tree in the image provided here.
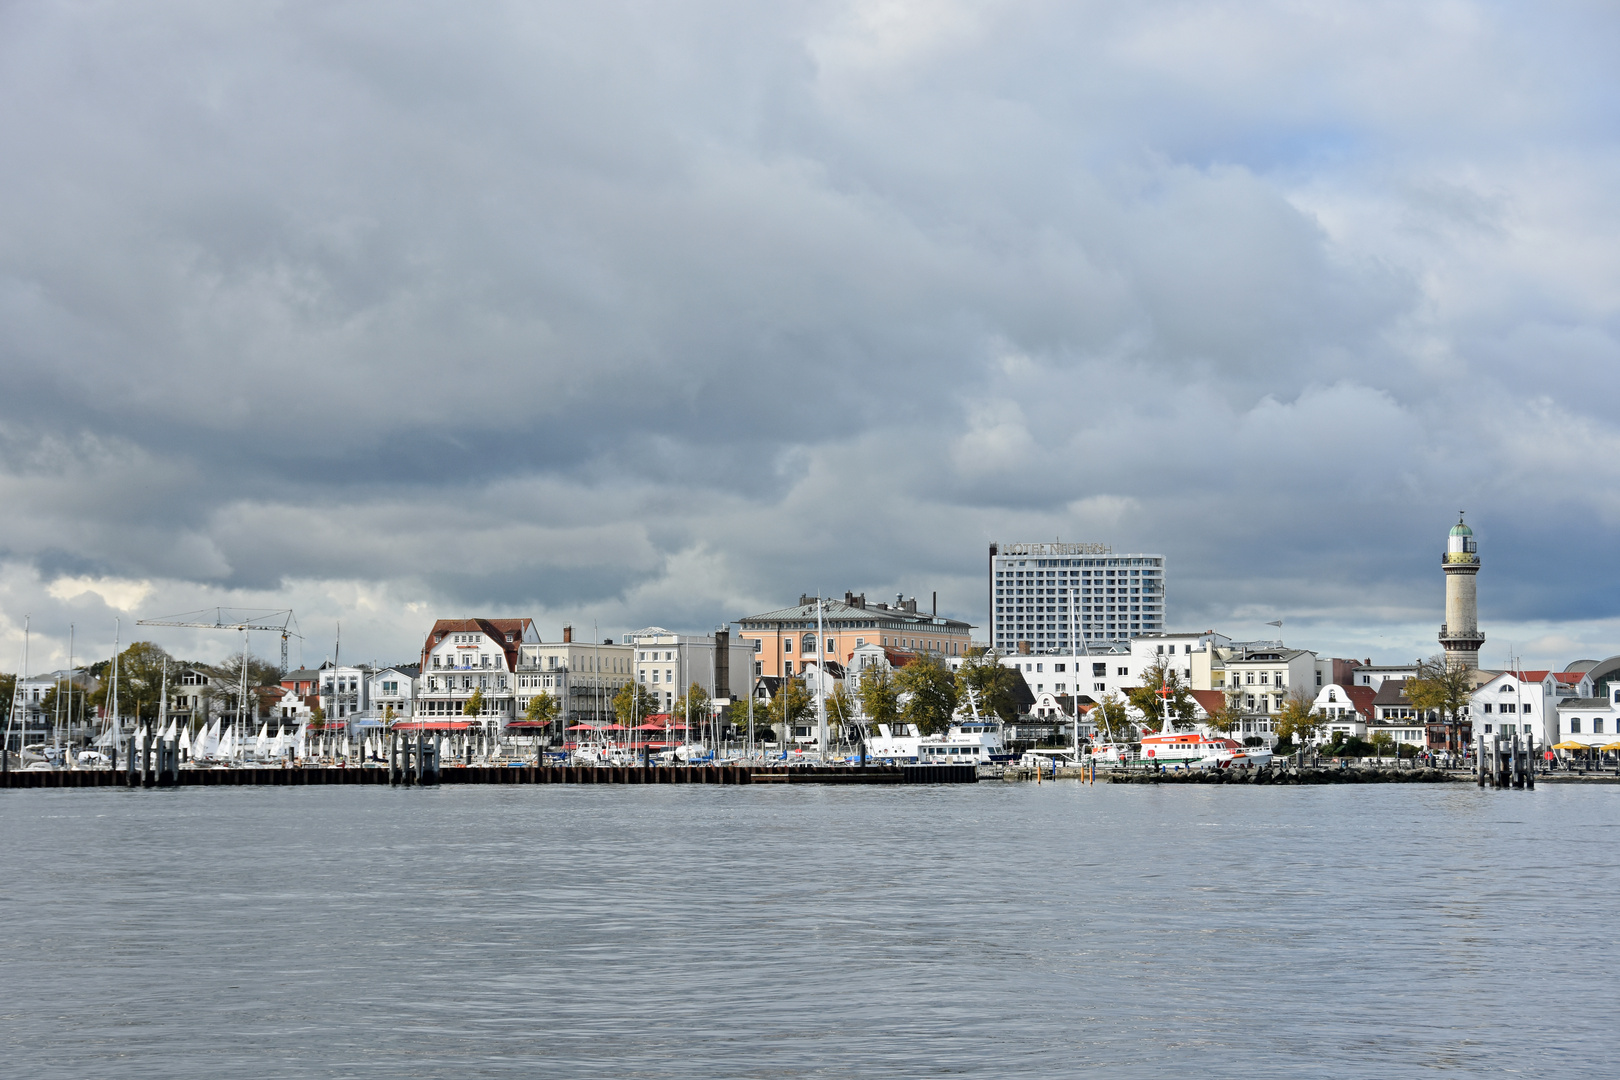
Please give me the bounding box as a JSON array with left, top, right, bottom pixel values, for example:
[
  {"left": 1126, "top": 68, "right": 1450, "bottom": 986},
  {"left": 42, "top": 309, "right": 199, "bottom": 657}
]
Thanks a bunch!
[
  {"left": 671, "top": 682, "right": 712, "bottom": 731},
  {"left": 217, "top": 652, "right": 282, "bottom": 690},
  {"left": 309, "top": 704, "right": 327, "bottom": 729},
  {"left": 897, "top": 653, "right": 958, "bottom": 735},
  {"left": 524, "top": 692, "right": 560, "bottom": 728},
  {"left": 857, "top": 668, "right": 901, "bottom": 729},
  {"left": 382, "top": 704, "right": 397, "bottom": 727},
  {"left": 954, "top": 650, "right": 1021, "bottom": 722},
  {"left": 463, "top": 688, "right": 485, "bottom": 717},
  {"left": 823, "top": 684, "right": 856, "bottom": 739},
  {"left": 767, "top": 679, "right": 815, "bottom": 734},
  {"left": 86, "top": 642, "right": 173, "bottom": 723},
  {"left": 1406, "top": 654, "right": 1475, "bottom": 754},
  {"left": 1272, "top": 689, "right": 1324, "bottom": 745},
  {"left": 613, "top": 683, "right": 658, "bottom": 728},
  {"left": 1203, "top": 689, "right": 1245, "bottom": 735},
  {"left": 1090, "top": 693, "right": 1134, "bottom": 743},
  {"left": 0, "top": 673, "right": 14, "bottom": 728},
  {"left": 1126, "top": 660, "right": 1197, "bottom": 731}
]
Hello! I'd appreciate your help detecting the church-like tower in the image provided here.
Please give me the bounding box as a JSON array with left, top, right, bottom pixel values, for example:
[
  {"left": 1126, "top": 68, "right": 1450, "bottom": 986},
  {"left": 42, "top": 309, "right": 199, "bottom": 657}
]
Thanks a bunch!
[{"left": 1439, "top": 513, "right": 1483, "bottom": 669}]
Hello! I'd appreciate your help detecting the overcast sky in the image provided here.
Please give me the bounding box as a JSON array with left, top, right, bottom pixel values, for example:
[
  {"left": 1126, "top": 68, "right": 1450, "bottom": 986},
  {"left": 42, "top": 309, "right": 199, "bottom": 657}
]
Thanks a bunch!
[{"left": 3, "top": 0, "right": 1618, "bottom": 674}]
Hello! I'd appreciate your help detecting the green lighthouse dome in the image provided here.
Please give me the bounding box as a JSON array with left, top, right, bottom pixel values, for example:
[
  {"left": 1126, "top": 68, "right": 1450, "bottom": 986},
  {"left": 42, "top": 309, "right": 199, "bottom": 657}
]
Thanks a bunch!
[{"left": 1449, "top": 519, "right": 1473, "bottom": 538}]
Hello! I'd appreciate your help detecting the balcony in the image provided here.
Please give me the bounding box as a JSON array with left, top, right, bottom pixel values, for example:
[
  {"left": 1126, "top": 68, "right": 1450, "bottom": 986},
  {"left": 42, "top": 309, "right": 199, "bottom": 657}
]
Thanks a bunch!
[{"left": 1442, "top": 552, "right": 1479, "bottom": 566}]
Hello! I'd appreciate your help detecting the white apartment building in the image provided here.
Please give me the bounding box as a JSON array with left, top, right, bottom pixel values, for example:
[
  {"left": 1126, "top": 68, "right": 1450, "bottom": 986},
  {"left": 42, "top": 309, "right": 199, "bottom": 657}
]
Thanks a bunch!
[
  {"left": 417, "top": 618, "right": 538, "bottom": 724},
  {"left": 1472, "top": 670, "right": 1565, "bottom": 748},
  {"left": 367, "top": 665, "right": 418, "bottom": 720},
  {"left": 988, "top": 542, "right": 1165, "bottom": 653},
  {"left": 629, "top": 627, "right": 753, "bottom": 713},
  {"left": 1554, "top": 687, "right": 1620, "bottom": 750},
  {"left": 319, "top": 665, "right": 372, "bottom": 720},
  {"left": 514, "top": 627, "right": 634, "bottom": 726}
]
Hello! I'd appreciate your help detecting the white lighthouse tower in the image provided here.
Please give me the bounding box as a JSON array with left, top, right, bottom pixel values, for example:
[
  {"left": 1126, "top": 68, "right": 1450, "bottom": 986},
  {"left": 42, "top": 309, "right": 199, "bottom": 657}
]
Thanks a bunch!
[{"left": 1439, "top": 513, "right": 1484, "bottom": 670}]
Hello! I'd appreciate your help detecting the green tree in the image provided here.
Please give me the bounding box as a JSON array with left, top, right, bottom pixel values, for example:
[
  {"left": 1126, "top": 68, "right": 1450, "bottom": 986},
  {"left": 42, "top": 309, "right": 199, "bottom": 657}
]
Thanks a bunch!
[
  {"left": 1126, "top": 660, "right": 1197, "bottom": 731},
  {"left": 309, "top": 704, "right": 327, "bottom": 729},
  {"left": 218, "top": 652, "right": 283, "bottom": 689},
  {"left": 857, "top": 667, "right": 901, "bottom": 729},
  {"left": 722, "top": 696, "right": 757, "bottom": 737},
  {"left": 463, "top": 688, "right": 485, "bottom": 717},
  {"left": 1090, "top": 692, "right": 1135, "bottom": 743},
  {"left": 613, "top": 683, "right": 658, "bottom": 727},
  {"left": 1406, "top": 654, "right": 1475, "bottom": 753},
  {"left": 1272, "top": 689, "right": 1323, "bottom": 745},
  {"left": 86, "top": 642, "right": 174, "bottom": 723},
  {"left": 897, "top": 654, "right": 958, "bottom": 735},
  {"left": 954, "top": 650, "right": 1021, "bottom": 722}
]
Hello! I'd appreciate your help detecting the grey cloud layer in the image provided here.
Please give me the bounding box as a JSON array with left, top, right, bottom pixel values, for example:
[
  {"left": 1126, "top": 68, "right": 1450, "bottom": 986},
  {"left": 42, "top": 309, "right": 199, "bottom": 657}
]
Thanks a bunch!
[{"left": 1, "top": 1, "right": 1617, "bottom": 670}]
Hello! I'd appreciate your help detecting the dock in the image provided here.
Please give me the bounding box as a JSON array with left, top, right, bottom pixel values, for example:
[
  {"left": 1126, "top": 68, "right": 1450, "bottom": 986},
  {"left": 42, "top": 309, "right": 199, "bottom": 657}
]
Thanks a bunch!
[{"left": 0, "top": 763, "right": 977, "bottom": 789}]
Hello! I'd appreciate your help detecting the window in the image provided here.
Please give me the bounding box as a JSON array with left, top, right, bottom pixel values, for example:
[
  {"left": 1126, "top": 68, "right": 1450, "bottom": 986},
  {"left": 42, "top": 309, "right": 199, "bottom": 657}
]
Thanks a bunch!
[
  {"left": 752, "top": 640, "right": 761, "bottom": 653},
  {"left": 1093, "top": 663, "right": 1106, "bottom": 677},
  {"left": 1482, "top": 703, "right": 1492, "bottom": 713},
  {"left": 1483, "top": 724, "right": 1492, "bottom": 734},
  {"left": 1117, "top": 667, "right": 1128, "bottom": 676},
  {"left": 1596, "top": 719, "right": 1605, "bottom": 734},
  {"left": 1570, "top": 718, "right": 1581, "bottom": 733},
  {"left": 785, "top": 640, "right": 793, "bottom": 653},
  {"left": 855, "top": 638, "right": 864, "bottom": 648}
]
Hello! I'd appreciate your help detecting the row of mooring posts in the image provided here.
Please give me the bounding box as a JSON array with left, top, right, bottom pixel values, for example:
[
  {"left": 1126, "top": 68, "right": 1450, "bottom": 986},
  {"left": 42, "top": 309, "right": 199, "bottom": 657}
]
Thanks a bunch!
[
  {"left": 388, "top": 732, "right": 441, "bottom": 786},
  {"left": 1477, "top": 731, "right": 1535, "bottom": 790},
  {"left": 123, "top": 733, "right": 181, "bottom": 787}
]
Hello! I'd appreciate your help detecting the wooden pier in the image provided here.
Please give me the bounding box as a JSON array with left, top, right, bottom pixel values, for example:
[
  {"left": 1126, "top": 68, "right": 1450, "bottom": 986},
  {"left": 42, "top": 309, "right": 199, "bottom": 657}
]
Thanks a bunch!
[{"left": 0, "top": 762, "right": 977, "bottom": 789}]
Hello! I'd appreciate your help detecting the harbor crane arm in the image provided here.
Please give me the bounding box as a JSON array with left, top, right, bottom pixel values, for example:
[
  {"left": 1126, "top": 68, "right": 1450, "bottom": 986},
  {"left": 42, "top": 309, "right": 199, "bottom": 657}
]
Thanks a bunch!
[{"left": 136, "top": 608, "right": 303, "bottom": 673}]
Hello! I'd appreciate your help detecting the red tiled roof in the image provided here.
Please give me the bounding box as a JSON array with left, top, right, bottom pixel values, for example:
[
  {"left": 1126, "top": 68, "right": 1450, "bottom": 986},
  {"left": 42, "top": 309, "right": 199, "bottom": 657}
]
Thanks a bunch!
[
  {"left": 1188, "top": 690, "right": 1226, "bottom": 717},
  {"left": 1553, "top": 672, "right": 1583, "bottom": 684},
  {"left": 1513, "top": 670, "right": 1551, "bottom": 683},
  {"left": 421, "top": 618, "right": 532, "bottom": 672},
  {"left": 1343, "top": 685, "right": 1377, "bottom": 719}
]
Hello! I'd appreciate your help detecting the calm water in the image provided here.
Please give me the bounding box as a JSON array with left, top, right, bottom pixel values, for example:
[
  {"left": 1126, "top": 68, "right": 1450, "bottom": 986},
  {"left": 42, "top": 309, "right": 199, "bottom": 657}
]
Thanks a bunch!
[{"left": 1, "top": 780, "right": 1616, "bottom": 1078}]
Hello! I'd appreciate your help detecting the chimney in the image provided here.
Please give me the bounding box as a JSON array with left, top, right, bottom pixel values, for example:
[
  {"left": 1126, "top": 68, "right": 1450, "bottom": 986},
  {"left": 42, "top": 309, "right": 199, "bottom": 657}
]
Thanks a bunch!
[
  {"left": 1018, "top": 640, "right": 1032, "bottom": 655},
  {"left": 932, "top": 591, "right": 936, "bottom": 616},
  {"left": 563, "top": 625, "right": 573, "bottom": 644},
  {"left": 800, "top": 594, "right": 813, "bottom": 607},
  {"left": 714, "top": 627, "right": 730, "bottom": 699}
]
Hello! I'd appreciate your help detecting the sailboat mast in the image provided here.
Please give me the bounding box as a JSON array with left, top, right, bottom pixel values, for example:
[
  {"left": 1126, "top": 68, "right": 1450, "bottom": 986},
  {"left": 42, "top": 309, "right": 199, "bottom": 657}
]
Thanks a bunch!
[
  {"left": 109, "top": 618, "right": 121, "bottom": 748},
  {"left": 816, "top": 594, "right": 828, "bottom": 762}
]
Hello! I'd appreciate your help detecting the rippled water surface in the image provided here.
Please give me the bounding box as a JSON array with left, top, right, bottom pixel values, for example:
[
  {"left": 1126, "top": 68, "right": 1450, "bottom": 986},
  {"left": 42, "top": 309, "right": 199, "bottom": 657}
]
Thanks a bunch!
[{"left": 2, "top": 781, "right": 1617, "bottom": 1077}]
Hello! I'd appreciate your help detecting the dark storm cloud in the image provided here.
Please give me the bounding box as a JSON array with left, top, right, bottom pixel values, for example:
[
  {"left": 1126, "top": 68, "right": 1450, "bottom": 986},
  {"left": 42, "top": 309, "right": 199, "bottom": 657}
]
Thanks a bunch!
[{"left": 2, "top": 0, "right": 1619, "bottom": 670}]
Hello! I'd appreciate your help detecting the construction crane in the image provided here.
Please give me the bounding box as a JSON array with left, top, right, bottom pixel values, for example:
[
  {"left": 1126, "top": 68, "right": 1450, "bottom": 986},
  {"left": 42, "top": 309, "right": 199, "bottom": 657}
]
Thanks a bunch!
[{"left": 136, "top": 608, "right": 303, "bottom": 673}]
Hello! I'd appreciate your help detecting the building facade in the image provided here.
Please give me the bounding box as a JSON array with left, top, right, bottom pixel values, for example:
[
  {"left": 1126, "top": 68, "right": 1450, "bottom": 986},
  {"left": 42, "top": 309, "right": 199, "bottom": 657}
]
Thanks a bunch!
[
  {"left": 988, "top": 542, "right": 1165, "bottom": 654},
  {"left": 514, "top": 626, "right": 634, "bottom": 727},
  {"left": 736, "top": 595, "right": 970, "bottom": 683},
  {"left": 417, "top": 618, "right": 538, "bottom": 723}
]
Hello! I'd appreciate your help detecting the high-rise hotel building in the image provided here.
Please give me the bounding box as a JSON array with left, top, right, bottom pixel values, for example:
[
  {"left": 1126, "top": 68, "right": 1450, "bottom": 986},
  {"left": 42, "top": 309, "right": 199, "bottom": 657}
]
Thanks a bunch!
[{"left": 989, "top": 542, "right": 1166, "bottom": 654}]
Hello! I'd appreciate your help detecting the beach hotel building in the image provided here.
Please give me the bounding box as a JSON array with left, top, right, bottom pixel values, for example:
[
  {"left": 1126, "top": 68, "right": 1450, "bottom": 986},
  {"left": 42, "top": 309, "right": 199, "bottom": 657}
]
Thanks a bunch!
[
  {"left": 989, "top": 542, "right": 1165, "bottom": 654},
  {"left": 736, "top": 593, "right": 973, "bottom": 680}
]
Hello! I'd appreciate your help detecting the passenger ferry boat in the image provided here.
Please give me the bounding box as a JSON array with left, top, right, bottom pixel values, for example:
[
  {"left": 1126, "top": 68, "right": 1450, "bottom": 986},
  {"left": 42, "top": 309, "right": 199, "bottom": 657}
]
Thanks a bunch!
[{"left": 866, "top": 690, "right": 1010, "bottom": 764}]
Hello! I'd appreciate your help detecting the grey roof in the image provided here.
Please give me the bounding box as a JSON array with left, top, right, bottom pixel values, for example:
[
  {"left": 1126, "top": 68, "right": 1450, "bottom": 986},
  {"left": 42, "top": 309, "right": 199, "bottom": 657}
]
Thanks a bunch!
[
  {"left": 1370, "top": 681, "right": 1413, "bottom": 706},
  {"left": 1557, "top": 697, "right": 1614, "bottom": 710}
]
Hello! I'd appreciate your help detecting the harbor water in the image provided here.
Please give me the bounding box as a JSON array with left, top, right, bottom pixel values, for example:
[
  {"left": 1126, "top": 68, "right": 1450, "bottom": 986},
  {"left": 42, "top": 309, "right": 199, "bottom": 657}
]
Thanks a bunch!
[{"left": 1, "top": 781, "right": 1616, "bottom": 1077}]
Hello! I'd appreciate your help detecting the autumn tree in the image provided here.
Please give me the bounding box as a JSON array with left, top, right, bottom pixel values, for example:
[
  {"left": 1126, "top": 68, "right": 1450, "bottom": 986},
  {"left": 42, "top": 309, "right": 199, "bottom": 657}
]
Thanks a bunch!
[
  {"left": 1406, "top": 654, "right": 1475, "bottom": 753},
  {"left": 671, "top": 682, "right": 712, "bottom": 732},
  {"left": 823, "top": 683, "right": 856, "bottom": 739},
  {"left": 1203, "top": 689, "right": 1245, "bottom": 735},
  {"left": 954, "top": 650, "right": 1021, "bottom": 722},
  {"left": 1090, "top": 693, "right": 1134, "bottom": 743},
  {"left": 1126, "top": 660, "right": 1197, "bottom": 732},
  {"left": 463, "top": 688, "right": 485, "bottom": 717},
  {"left": 613, "top": 683, "right": 659, "bottom": 727},
  {"left": 1272, "top": 689, "right": 1324, "bottom": 745},
  {"left": 524, "top": 692, "right": 561, "bottom": 729},
  {"left": 767, "top": 679, "right": 815, "bottom": 734},
  {"left": 897, "top": 653, "right": 959, "bottom": 735}
]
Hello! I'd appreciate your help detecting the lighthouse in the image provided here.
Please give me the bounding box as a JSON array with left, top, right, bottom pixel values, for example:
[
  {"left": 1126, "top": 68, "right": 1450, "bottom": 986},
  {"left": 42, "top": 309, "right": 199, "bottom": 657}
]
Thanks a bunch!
[{"left": 1439, "top": 513, "right": 1484, "bottom": 669}]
